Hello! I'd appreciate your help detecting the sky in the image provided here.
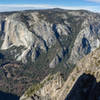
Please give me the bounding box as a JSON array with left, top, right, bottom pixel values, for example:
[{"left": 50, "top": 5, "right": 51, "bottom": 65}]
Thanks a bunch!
[{"left": 0, "top": 0, "right": 100, "bottom": 12}]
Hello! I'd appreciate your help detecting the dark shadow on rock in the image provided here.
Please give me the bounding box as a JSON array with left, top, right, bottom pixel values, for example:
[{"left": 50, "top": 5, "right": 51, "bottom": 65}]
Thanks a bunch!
[
  {"left": 65, "top": 73, "right": 100, "bottom": 100},
  {"left": 1, "top": 21, "right": 5, "bottom": 32},
  {"left": 82, "top": 37, "right": 91, "bottom": 54},
  {"left": 0, "top": 53, "right": 4, "bottom": 59},
  {"left": 52, "top": 24, "right": 60, "bottom": 39},
  {"left": 0, "top": 91, "right": 19, "bottom": 100}
]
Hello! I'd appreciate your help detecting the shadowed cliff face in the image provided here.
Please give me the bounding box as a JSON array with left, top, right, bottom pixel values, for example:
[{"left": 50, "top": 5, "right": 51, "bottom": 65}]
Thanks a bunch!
[
  {"left": 66, "top": 73, "right": 100, "bottom": 100},
  {"left": 0, "top": 91, "right": 19, "bottom": 100}
]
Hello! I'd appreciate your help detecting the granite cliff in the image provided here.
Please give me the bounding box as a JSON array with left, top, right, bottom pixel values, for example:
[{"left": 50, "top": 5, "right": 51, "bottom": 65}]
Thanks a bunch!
[
  {"left": 0, "top": 9, "right": 100, "bottom": 98},
  {"left": 1, "top": 9, "right": 100, "bottom": 65}
]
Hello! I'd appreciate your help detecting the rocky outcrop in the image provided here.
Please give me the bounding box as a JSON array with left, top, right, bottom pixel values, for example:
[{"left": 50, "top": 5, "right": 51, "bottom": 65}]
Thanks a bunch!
[
  {"left": 21, "top": 45, "right": 100, "bottom": 100},
  {"left": 59, "top": 47, "right": 100, "bottom": 100},
  {"left": 69, "top": 16, "right": 100, "bottom": 64},
  {"left": 20, "top": 72, "right": 64, "bottom": 100},
  {"left": 65, "top": 73, "right": 100, "bottom": 100}
]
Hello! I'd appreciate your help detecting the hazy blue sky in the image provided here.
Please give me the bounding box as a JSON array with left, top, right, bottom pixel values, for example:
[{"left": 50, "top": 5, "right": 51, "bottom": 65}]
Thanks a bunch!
[{"left": 0, "top": 0, "right": 100, "bottom": 12}]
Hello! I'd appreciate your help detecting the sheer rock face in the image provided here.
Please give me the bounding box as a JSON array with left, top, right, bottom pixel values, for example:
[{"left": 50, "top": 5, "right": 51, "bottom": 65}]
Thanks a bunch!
[
  {"left": 0, "top": 11, "right": 70, "bottom": 63},
  {"left": 69, "top": 17, "right": 100, "bottom": 64},
  {"left": 0, "top": 10, "right": 100, "bottom": 65},
  {"left": 1, "top": 18, "right": 33, "bottom": 49}
]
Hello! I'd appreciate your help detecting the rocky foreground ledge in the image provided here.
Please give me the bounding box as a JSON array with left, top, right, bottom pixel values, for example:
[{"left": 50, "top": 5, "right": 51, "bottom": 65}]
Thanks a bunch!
[{"left": 20, "top": 47, "right": 100, "bottom": 100}]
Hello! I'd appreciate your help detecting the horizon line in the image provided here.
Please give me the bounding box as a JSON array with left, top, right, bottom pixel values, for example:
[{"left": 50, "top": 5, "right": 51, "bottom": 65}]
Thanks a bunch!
[{"left": 0, "top": 4, "right": 99, "bottom": 13}]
